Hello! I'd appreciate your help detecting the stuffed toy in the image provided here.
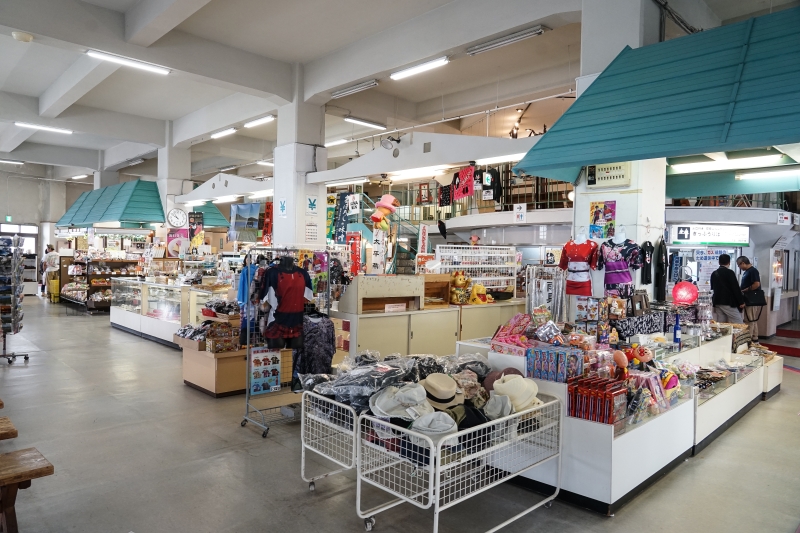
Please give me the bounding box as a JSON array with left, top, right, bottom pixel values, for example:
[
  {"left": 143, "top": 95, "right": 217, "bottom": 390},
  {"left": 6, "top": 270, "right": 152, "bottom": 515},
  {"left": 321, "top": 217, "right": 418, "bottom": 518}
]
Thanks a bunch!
[
  {"left": 468, "top": 283, "right": 494, "bottom": 305},
  {"left": 469, "top": 235, "right": 480, "bottom": 246},
  {"left": 370, "top": 194, "right": 400, "bottom": 231},
  {"left": 450, "top": 270, "right": 471, "bottom": 304}
]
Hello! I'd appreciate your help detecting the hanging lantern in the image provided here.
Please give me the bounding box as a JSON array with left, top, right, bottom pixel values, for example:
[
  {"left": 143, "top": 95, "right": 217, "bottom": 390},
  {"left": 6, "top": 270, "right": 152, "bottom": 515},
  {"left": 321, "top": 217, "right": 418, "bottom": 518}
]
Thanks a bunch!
[{"left": 672, "top": 281, "right": 698, "bottom": 305}]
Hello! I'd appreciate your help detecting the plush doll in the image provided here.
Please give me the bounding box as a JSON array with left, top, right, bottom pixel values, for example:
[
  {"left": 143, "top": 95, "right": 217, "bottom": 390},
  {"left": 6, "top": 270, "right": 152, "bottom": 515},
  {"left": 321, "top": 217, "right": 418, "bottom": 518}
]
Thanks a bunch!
[
  {"left": 450, "top": 270, "right": 471, "bottom": 304},
  {"left": 468, "top": 283, "right": 494, "bottom": 304},
  {"left": 370, "top": 194, "right": 400, "bottom": 231},
  {"left": 469, "top": 235, "right": 480, "bottom": 246},
  {"left": 613, "top": 350, "right": 628, "bottom": 379}
]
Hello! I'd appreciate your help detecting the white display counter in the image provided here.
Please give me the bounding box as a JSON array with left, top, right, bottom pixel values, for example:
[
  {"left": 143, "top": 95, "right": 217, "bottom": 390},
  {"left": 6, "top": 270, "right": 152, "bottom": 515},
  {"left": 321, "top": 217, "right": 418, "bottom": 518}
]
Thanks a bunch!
[{"left": 763, "top": 355, "right": 783, "bottom": 400}]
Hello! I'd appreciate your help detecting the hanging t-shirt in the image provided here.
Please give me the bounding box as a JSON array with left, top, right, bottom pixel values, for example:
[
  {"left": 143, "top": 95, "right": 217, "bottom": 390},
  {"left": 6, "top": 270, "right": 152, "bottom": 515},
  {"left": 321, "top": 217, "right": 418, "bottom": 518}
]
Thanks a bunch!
[
  {"left": 438, "top": 185, "right": 452, "bottom": 207},
  {"left": 487, "top": 168, "right": 503, "bottom": 202},
  {"left": 558, "top": 239, "right": 599, "bottom": 296},
  {"left": 597, "top": 239, "right": 643, "bottom": 299},
  {"left": 263, "top": 266, "right": 313, "bottom": 338},
  {"left": 452, "top": 166, "right": 475, "bottom": 200},
  {"left": 640, "top": 241, "right": 654, "bottom": 285}
]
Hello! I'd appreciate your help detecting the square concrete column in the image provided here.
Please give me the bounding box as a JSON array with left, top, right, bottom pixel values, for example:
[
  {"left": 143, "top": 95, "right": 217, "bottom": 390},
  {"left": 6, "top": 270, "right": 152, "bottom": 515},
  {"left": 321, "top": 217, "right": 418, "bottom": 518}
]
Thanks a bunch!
[
  {"left": 273, "top": 64, "right": 327, "bottom": 246},
  {"left": 156, "top": 121, "right": 192, "bottom": 238},
  {"left": 93, "top": 171, "right": 119, "bottom": 189}
]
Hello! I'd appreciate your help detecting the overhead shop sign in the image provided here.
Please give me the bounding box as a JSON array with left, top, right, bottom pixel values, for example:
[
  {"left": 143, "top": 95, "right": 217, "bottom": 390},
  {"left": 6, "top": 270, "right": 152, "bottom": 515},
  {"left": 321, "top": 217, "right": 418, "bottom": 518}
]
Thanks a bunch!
[{"left": 670, "top": 224, "right": 750, "bottom": 246}]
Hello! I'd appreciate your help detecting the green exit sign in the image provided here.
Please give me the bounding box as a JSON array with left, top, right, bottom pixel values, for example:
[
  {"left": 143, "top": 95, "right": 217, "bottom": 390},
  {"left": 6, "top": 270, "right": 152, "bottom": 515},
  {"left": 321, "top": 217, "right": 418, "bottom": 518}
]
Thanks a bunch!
[{"left": 4, "top": 216, "right": 10, "bottom": 222}]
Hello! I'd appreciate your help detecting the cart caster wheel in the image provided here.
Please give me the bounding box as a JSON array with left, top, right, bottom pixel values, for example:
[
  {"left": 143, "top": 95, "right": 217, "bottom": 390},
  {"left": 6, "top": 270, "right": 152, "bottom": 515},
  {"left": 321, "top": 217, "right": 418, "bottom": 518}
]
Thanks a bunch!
[
  {"left": 544, "top": 501, "right": 553, "bottom": 509},
  {"left": 23, "top": 355, "right": 29, "bottom": 361},
  {"left": 262, "top": 429, "right": 269, "bottom": 438},
  {"left": 6, "top": 358, "right": 12, "bottom": 364},
  {"left": 309, "top": 482, "right": 315, "bottom": 492},
  {"left": 364, "top": 517, "right": 375, "bottom": 531},
  {"left": 241, "top": 419, "right": 248, "bottom": 427}
]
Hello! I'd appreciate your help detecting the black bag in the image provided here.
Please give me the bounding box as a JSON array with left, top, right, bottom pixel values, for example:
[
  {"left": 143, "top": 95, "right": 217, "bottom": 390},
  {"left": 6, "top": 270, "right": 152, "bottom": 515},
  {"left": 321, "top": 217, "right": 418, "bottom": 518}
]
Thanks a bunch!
[{"left": 743, "top": 288, "right": 767, "bottom": 307}]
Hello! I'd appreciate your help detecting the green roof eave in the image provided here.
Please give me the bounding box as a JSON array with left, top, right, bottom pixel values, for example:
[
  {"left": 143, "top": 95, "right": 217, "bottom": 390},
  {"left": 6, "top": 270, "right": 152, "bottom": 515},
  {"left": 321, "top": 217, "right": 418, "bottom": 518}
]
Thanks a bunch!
[
  {"left": 190, "top": 202, "right": 230, "bottom": 228},
  {"left": 56, "top": 179, "right": 165, "bottom": 228}
]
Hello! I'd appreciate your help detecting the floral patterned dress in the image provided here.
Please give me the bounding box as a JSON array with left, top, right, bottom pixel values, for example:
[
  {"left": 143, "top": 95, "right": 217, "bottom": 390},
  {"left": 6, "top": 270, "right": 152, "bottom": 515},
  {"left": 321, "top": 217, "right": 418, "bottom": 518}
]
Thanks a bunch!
[{"left": 597, "top": 239, "right": 643, "bottom": 298}]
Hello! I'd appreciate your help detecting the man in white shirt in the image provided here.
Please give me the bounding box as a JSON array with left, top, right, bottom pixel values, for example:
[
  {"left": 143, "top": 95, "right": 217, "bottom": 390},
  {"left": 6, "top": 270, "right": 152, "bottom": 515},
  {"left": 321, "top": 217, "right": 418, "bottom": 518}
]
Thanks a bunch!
[{"left": 43, "top": 245, "right": 59, "bottom": 296}]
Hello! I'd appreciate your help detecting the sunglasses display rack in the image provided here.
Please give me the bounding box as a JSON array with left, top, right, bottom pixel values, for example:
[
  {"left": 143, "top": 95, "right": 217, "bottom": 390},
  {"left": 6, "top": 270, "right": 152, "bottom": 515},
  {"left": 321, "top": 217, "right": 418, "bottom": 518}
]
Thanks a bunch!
[{"left": 1, "top": 236, "right": 28, "bottom": 364}]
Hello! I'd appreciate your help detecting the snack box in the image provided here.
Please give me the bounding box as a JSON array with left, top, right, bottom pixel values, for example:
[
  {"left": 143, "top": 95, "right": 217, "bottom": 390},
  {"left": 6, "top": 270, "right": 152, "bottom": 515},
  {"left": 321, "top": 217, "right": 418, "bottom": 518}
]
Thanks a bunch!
[
  {"left": 586, "top": 321, "right": 598, "bottom": 337},
  {"left": 576, "top": 296, "right": 589, "bottom": 321},
  {"left": 547, "top": 350, "right": 557, "bottom": 381},
  {"left": 556, "top": 349, "right": 568, "bottom": 383}
]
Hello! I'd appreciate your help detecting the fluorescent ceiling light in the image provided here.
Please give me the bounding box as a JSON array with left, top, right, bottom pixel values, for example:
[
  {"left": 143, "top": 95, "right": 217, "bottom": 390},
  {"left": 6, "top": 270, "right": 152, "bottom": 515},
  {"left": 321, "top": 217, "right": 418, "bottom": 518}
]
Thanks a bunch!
[
  {"left": 87, "top": 50, "right": 170, "bottom": 75},
  {"left": 324, "top": 139, "right": 349, "bottom": 148},
  {"left": 249, "top": 189, "right": 274, "bottom": 198},
  {"left": 331, "top": 79, "right": 378, "bottom": 99},
  {"left": 256, "top": 160, "right": 274, "bottom": 166},
  {"left": 15, "top": 122, "right": 72, "bottom": 134},
  {"left": 736, "top": 167, "right": 800, "bottom": 180},
  {"left": 71, "top": 174, "right": 88, "bottom": 180},
  {"left": 390, "top": 56, "right": 449, "bottom": 80},
  {"left": 474, "top": 153, "right": 527, "bottom": 166},
  {"left": 243, "top": 115, "right": 275, "bottom": 128},
  {"left": 219, "top": 165, "right": 238, "bottom": 172},
  {"left": 343, "top": 116, "right": 386, "bottom": 130},
  {"left": 466, "top": 25, "right": 548, "bottom": 56},
  {"left": 183, "top": 200, "right": 208, "bottom": 207},
  {"left": 211, "top": 128, "right": 237, "bottom": 139},
  {"left": 389, "top": 165, "right": 451, "bottom": 181},
  {"left": 213, "top": 195, "right": 240, "bottom": 204},
  {"left": 326, "top": 178, "right": 368, "bottom": 187},
  {"left": 0, "top": 159, "right": 24, "bottom": 165},
  {"left": 670, "top": 155, "right": 784, "bottom": 174},
  {"left": 126, "top": 158, "right": 144, "bottom": 166}
]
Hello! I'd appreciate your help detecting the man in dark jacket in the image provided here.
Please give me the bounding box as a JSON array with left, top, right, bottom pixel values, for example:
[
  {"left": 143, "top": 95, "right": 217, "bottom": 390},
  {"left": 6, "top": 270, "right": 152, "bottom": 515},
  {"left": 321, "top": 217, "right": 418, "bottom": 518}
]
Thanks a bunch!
[{"left": 710, "top": 254, "right": 744, "bottom": 324}]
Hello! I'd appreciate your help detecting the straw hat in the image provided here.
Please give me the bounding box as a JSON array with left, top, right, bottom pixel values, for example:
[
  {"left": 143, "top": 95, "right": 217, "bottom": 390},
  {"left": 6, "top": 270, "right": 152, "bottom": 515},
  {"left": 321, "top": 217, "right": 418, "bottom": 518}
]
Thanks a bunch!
[
  {"left": 492, "top": 374, "right": 542, "bottom": 412},
  {"left": 420, "top": 373, "right": 464, "bottom": 410}
]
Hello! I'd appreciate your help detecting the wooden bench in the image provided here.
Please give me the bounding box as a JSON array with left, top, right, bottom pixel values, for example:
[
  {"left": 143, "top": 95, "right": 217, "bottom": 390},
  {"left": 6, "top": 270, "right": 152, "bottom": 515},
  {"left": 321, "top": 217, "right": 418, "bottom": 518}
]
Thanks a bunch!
[
  {"left": 0, "top": 418, "right": 17, "bottom": 441},
  {"left": 0, "top": 448, "right": 54, "bottom": 533}
]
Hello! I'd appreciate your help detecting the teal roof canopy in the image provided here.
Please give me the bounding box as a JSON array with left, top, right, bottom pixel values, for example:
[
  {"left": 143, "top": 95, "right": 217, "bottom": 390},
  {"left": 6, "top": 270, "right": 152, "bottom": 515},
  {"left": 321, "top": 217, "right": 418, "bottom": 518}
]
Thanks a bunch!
[
  {"left": 56, "top": 180, "right": 165, "bottom": 227},
  {"left": 189, "top": 202, "right": 230, "bottom": 228},
  {"left": 513, "top": 7, "right": 800, "bottom": 182}
]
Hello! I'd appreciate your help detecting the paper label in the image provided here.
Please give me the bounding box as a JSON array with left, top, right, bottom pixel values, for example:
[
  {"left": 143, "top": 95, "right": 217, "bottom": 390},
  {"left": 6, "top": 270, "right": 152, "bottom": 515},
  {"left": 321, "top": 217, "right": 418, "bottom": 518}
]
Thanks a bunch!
[{"left": 385, "top": 303, "right": 407, "bottom": 313}]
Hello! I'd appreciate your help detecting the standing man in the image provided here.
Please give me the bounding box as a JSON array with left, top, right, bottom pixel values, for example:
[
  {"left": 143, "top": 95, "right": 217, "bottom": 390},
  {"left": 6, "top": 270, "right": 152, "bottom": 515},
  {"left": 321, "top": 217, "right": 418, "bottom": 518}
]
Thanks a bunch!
[
  {"left": 737, "top": 256, "right": 762, "bottom": 342},
  {"left": 43, "top": 245, "right": 60, "bottom": 297},
  {"left": 710, "top": 254, "right": 745, "bottom": 323}
]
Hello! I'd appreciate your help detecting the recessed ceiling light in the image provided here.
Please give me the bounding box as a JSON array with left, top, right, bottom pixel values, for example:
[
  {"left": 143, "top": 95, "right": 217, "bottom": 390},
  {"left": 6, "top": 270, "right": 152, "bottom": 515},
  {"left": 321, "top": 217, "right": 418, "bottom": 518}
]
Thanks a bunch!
[
  {"left": 0, "top": 159, "right": 24, "bottom": 165},
  {"left": 390, "top": 57, "right": 449, "bottom": 80},
  {"left": 71, "top": 174, "right": 89, "bottom": 180},
  {"left": 324, "top": 139, "right": 349, "bottom": 147},
  {"left": 211, "top": 128, "right": 237, "bottom": 139},
  {"left": 243, "top": 115, "right": 275, "bottom": 128},
  {"left": 343, "top": 116, "right": 386, "bottom": 130},
  {"left": 14, "top": 122, "right": 72, "bottom": 134},
  {"left": 331, "top": 79, "right": 379, "bottom": 99},
  {"left": 256, "top": 160, "right": 274, "bottom": 167},
  {"left": 87, "top": 50, "right": 170, "bottom": 75}
]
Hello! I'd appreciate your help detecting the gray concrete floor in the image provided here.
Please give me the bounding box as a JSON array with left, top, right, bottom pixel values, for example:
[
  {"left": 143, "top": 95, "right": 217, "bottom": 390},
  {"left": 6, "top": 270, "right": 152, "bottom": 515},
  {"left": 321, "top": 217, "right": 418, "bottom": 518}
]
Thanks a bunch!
[{"left": 2, "top": 297, "right": 800, "bottom": 533}]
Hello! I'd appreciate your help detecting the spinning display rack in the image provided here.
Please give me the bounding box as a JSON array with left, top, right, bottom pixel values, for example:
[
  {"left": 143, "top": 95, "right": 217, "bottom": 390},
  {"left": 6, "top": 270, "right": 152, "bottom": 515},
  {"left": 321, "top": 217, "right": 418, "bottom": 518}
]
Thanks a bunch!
[
  {"left": 0, "top": 236, "right": 27, "bottom": 364},
  {"left": 436, "top": 245, "right": 517, "bottom": 296}
]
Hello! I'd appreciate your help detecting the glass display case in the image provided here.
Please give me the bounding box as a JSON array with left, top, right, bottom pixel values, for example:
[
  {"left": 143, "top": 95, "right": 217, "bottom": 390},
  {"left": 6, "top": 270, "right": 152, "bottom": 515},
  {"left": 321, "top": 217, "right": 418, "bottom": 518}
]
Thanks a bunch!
[
  {"left": 111, "top": 278, "right": 142, "bottom": 313},
  {"left": 142, "top": 282, "right": 182, "bottom": 324},
  {"left": 186, "top": 286, "right": 231, "bottom": 325}
]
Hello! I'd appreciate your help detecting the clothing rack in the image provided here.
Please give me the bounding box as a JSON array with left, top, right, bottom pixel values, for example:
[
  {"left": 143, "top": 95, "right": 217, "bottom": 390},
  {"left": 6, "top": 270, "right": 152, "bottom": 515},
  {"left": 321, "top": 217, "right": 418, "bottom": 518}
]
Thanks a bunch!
[{"left": 240, "top": 245, "right": 332, "bottom": 438}]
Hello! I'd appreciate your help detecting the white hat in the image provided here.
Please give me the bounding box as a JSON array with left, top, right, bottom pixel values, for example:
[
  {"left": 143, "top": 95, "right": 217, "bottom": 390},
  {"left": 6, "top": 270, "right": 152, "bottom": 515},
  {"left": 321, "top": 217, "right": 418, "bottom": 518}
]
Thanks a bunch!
[
  {"left": 483, "top": 394, "right": 513, "bottom": 420},
  {"left": 410, "top": 412, "right": 458, "bottom": 446},
  {"left": 492, "top": 375, "right": 542, "bottom": 412},
  {"left": 369, "top": 383, "right": 434, "bottom": 421}
]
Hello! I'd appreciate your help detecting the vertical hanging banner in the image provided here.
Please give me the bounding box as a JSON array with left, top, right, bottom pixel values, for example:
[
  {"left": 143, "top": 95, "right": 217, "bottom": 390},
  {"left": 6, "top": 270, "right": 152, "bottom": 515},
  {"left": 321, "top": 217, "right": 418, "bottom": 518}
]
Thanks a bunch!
[
  {"left": 347, "top": 193, "right": 361, "bottom": 215},
  {"left": 371, "top": 229, "right": 388, "bottom": 274},
  {"left": 326, "top": 194, "right": 337, "bottom": 241},
  {"left": 249, "top": 347, "right": 281, "bottom": 395},
  {"left": 334, "top": 192, "right": 349, "bottom": 244},
  {"left": 188, "top": 212, "right": 204, "bottom": 249},
  {"left": 262, "top": 202, "right": 273, "bottom": 245},
  {"left": 166, "top": 228, "right": 189, "bottom": 258},
  {"left": 452, "top": 166, "right": 475, "bottom": 200},
  {"left": 418, "top": 223, "right": 429, "bottom": 254},
  {"left": 346, "top": 231, "right": 362, "bottom": 274},
  {"left": 229, "top": 202, "right": 262, "bottom": 242}
]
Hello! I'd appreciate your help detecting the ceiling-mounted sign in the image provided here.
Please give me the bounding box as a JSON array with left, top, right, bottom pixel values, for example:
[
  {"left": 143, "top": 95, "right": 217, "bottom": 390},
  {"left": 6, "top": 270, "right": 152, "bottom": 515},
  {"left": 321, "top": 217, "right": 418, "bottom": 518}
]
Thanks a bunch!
[
  {"left": 778, "top": 212, "right": 792, "bottom": 225},
  {"left": 670, "top": 224, "right": 750, "bottom": 246}
]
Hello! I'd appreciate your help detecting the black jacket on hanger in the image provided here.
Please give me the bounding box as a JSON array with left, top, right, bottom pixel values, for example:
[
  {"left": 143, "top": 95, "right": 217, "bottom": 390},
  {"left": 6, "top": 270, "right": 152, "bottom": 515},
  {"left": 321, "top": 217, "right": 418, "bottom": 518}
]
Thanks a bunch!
[
  {"left": 654, "top": 237, "right": 668, "bottom": 301},
  {"left": 640, "top": 241, "right": 654, "bottom": 285}
]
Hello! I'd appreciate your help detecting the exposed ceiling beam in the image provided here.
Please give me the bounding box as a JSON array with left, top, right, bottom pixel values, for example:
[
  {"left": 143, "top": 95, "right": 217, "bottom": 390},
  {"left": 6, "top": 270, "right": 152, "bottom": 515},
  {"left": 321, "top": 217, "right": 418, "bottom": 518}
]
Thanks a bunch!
[
  {"left": 172, "top": 93, "right": 278, "bottom": 148},
  {"left": 0, "top": 0, "right": 292, "bottom": 104},
  {"left": 303, "top": 0, "right": 581, "bottom": 102},
  {"left": 0, "top": 142, "right": 99, "bottom": 169},
  {"left": 0, "top": 91, "right": 166, "bottom": 146},
  {"left": 125, "top": 0, "right": 214, "bottom": 47},
  {"left": 192, "top": 136, "right": 275, "bottom": 161},
  {"left": 104, "top": 141, "right": 158, "bottom": 171},
  {"left": 0, "top": 126, "right": 35, "bottom": 152},
  {"left": 39, "top": 55, "right": 120, "bottom": 118}
]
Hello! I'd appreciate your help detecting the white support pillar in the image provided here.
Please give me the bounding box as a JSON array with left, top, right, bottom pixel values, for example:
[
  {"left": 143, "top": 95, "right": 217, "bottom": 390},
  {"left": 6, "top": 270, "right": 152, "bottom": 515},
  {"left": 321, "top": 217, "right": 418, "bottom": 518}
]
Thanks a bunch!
[
  {"left": 273, "top": 64, "right": 327, "bottom": 246},
  {"left": 157, "top": 121, "right": 192, "bottom": 240},
  {"left": 93, "top": 171, "right": 119, "bottom": 189}
]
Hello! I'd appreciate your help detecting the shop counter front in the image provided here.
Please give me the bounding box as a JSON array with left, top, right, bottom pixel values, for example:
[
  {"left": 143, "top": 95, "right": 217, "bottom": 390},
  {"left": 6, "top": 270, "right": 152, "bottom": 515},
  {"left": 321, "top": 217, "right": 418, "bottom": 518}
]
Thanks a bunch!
[{"left": 110, "top": 278, "right": 184, "bottom": 348}]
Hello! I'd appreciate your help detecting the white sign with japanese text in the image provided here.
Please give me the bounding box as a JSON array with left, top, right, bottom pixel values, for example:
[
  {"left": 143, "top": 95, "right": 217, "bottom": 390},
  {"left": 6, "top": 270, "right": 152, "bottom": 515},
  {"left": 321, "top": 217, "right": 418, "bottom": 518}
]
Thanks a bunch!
[{"left": 670, "top": 224, "right": 749, "bottom": 246}]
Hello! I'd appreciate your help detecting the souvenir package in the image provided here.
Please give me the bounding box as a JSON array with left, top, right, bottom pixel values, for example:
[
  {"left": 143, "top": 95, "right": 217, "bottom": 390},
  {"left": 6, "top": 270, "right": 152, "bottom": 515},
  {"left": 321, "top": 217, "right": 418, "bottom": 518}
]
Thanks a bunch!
[
  {"left": 586, "top": 321, "right": 598, "bottom": 338},
  {"left": 574, "top": 321, "right": 587, "bottom": 333},
  {"left": 535, "top": 321, "right": 565, "bottom": 345},
  {"left": 576, "top": 297, "right": 589, "bottom": 321},
  {"left": 494, "top": 313, "right": 533, "bottom": 338},
  {"left": 607, "top": 297, "right": 627, "bottom": 319},
  {"left": 597, "top": 321, "right": 611, "bottom": 344},
  {"left": 566, "top": 350, "right": 584, "bottom": 379},
  {"left": 531, "top": 305, "right": 552, "bottom": 327},
  {"left": 586, "top": 297, "right": 607, "bottom": 321}
]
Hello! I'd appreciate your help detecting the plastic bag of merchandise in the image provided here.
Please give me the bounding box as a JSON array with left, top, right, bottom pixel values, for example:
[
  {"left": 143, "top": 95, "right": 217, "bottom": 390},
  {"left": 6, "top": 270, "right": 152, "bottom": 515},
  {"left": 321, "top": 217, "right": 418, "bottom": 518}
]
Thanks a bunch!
[
  {"left": 337, "top": 350, "right": 381, "bottom": 374},
  {"left": 298, "top": 373, "right": 336, "bottom": 392},
  {"left": 407, "top": 355, "right": 446, "bottom": 381},
  {"left": 323, "top": 358, "right": 416, "bottom": 413},
  {"left": 441, "top": 353, "right": 492, "bottom": 381}
]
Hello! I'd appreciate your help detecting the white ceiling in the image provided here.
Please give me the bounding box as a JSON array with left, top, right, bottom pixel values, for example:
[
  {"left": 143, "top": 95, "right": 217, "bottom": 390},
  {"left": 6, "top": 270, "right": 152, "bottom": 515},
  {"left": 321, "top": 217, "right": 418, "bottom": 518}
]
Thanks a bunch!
[
  {"left": 176, "top": 0, "right": 455, "bottom": 63},
  {"left": 80, "top": 0, "right": 139, "bottom": 12},
  {"left": 27, "top": 130, "right": 121, "bottom": 150},
  {"left": 75, "top": 69, "right": 236, "bottom": 121},
  {"left": 0, "top": 34, "right": 81, "bottom": 97}
]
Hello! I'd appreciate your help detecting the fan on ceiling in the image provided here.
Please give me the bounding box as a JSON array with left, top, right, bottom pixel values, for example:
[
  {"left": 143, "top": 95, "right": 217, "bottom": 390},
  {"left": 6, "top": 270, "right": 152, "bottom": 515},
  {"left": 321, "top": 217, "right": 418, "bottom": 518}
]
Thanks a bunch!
[{"left": 380, "top": 136, "right": 401, "bottom": 150}]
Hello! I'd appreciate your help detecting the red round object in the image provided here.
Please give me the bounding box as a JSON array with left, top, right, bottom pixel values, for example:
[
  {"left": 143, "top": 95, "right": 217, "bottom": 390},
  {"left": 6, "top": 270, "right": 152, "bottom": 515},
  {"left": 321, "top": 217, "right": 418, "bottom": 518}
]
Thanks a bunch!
[{"left": 672, "top": 281, "right": 699, "bottom": 305}]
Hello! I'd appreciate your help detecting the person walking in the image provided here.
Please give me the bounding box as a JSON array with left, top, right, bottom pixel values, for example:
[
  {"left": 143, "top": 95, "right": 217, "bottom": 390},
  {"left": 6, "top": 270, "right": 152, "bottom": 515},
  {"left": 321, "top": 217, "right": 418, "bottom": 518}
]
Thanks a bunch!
[
  {"left": 737, "top": 256, "right": 762, "bottom": 342},
  {"left": 710, "top": 254, "right": 744, "bottom": 323},
  {"left": 43, "top": 245, "right": 59, "bottom": 297}
]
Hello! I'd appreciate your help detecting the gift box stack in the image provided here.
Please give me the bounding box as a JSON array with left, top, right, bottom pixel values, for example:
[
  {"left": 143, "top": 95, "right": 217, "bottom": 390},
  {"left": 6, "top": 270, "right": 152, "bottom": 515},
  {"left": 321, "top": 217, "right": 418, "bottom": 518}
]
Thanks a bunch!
[
  {"left": 205, "top": 322, "right": 240, "bottom": 353},
  {"left": 574, "top": 297, "right": 611, "bottom": 343}
]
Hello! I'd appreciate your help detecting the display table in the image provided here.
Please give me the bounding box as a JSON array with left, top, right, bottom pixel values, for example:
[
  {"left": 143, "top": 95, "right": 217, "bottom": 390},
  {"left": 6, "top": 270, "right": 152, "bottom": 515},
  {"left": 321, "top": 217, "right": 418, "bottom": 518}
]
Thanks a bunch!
[
  {"left": 763, "top": 355, "right": 783, "bottom": 400},
  {"left": 455, "top": 299, "right": 526, "bottom": 340},
  {"left": 182, "top": 347, "right": 247, "bottom": 398},
  {"left": 456, "top": 337, "right": 492, "bottom": 357}
]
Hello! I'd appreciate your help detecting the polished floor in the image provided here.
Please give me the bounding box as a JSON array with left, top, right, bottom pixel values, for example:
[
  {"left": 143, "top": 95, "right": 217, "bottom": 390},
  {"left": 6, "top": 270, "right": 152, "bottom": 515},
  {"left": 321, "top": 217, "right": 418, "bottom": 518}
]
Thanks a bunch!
[{"left": 2, "top": 297, "right": 800, "bottom": 533}]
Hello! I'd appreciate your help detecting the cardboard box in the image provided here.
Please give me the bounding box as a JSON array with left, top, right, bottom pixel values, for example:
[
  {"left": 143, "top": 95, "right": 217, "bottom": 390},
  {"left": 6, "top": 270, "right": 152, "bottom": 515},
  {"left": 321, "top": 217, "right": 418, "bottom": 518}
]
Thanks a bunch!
[{"left": 173, "top": 335, "right": 206, "bottom": 352}]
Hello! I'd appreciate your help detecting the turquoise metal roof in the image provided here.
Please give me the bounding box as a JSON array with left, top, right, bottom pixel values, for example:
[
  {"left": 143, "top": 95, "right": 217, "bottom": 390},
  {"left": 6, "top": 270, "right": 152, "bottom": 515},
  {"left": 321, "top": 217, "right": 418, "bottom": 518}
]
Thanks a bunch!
[
  {"left": 666, "top": 171, "right": 800, "bottom": 197},
  {"left": 513, "top": 7, "right": 800, "bottom": 182},
  {"left": 56, "top": 180, "right": 165, "bottom": 227},
  {"left": 190, "top": 202, "right": 230, "bottom": 228}
]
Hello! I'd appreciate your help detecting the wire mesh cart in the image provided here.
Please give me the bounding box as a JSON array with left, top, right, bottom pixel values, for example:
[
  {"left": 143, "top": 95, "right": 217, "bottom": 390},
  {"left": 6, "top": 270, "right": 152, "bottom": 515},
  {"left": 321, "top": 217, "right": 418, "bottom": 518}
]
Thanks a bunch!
[
  {"left": 356, "top": 394, "right": 562, "bottom": 533},
  {"left": 301, "top": 391, "right": 358, "bottom": 492}
]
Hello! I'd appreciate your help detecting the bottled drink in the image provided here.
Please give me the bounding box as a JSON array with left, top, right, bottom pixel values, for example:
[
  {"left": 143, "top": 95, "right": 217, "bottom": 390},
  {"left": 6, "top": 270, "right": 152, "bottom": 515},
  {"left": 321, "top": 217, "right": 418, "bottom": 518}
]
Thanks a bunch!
[{"left": 673, "top": 312, "right": 682, "bottom": 350}]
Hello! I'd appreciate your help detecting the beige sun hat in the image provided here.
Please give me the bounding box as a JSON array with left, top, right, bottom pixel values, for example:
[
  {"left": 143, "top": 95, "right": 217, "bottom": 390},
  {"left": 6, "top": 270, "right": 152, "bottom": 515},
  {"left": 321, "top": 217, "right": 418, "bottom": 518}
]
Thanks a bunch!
[
  {"left": 492, "top": 374, "right": 542, "bottom": 412},
  {"left": 420, "top": 373, "right": 465, "bottom": 410},
  {"left": 369, "top": 383, "right": 434, "bottom": 421}
]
